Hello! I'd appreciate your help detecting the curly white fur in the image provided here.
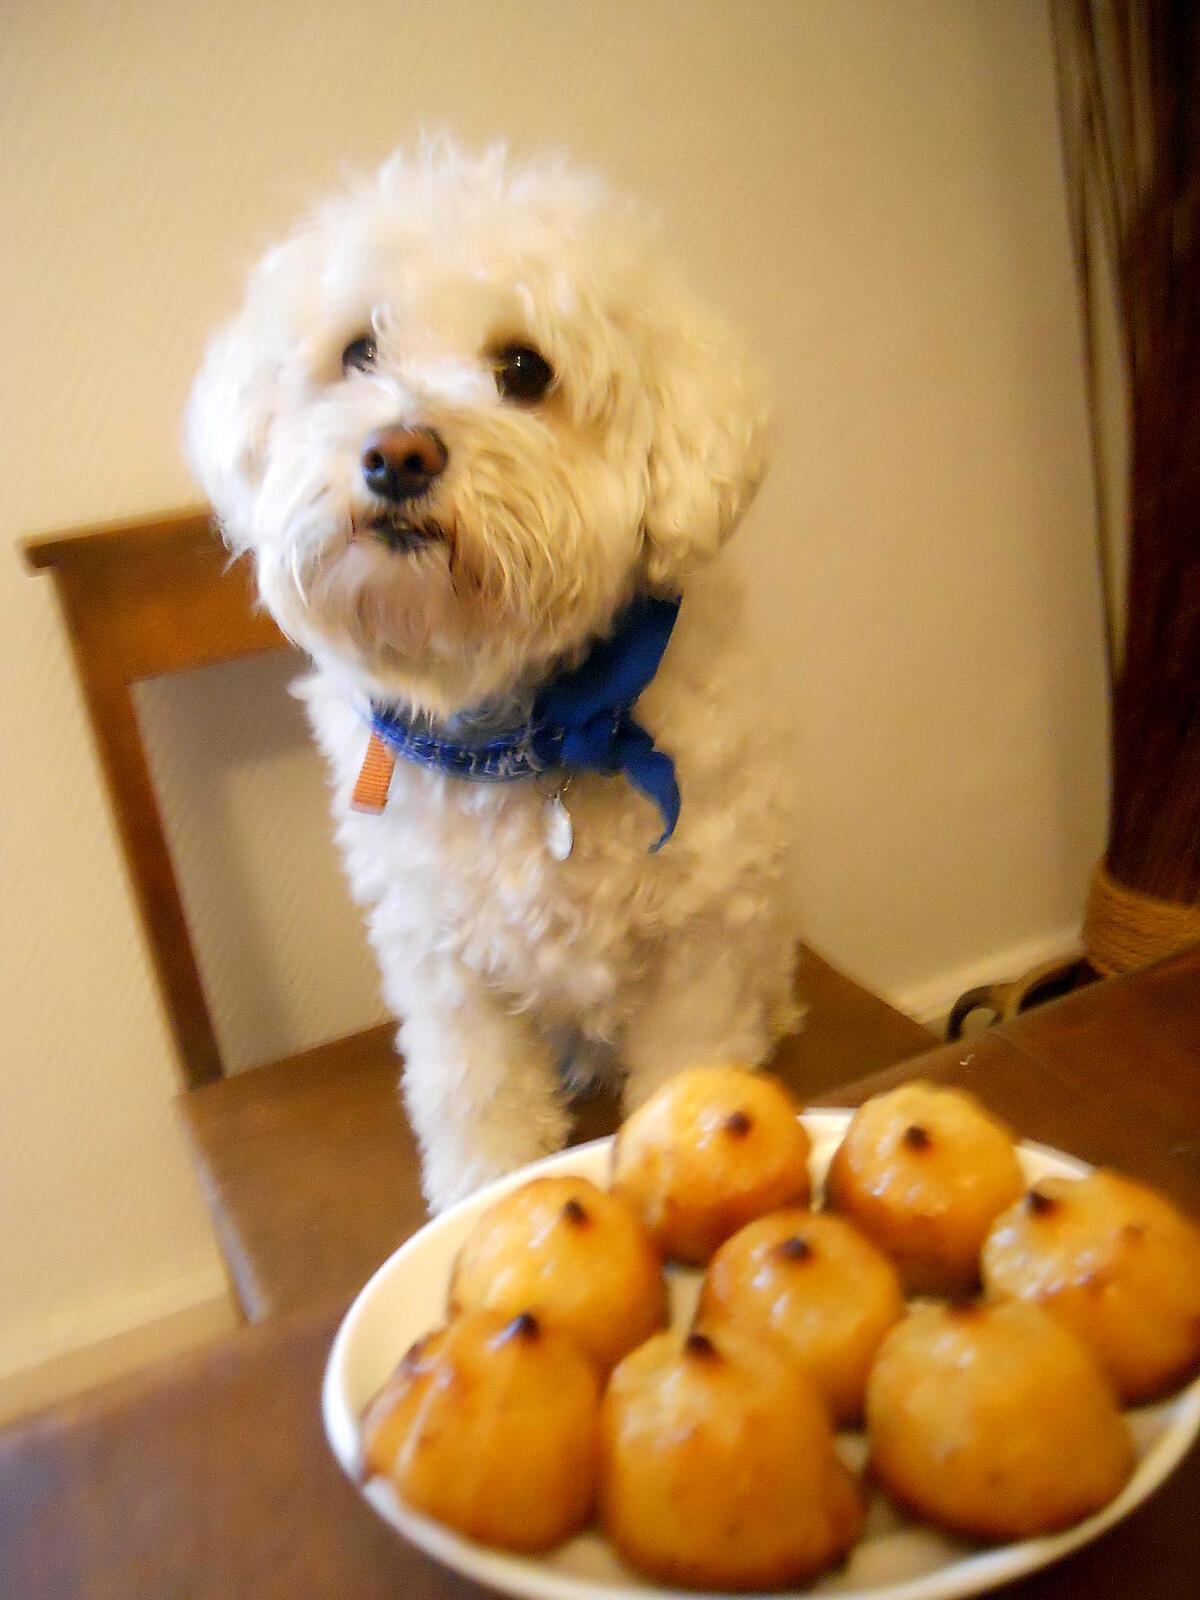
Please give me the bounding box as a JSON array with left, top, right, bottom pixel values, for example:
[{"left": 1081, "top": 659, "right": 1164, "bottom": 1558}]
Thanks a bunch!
[{"left": 186, "top": 138, "right": 800, "bottom": 1210}]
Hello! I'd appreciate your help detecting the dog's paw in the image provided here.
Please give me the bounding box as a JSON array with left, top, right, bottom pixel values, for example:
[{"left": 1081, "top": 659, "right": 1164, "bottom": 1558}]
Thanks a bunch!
[
  {"left": 420, "top": 1146, "right": 544, "bottom": 1215},
  {"left": 421, "top": 1162, "right": 494, "bottom": 1215},
  {"left": 558, "top": 1035, "right": 616, "bottom": 1102},
  {"left": 418, "top": 1112, "right": 573, "bottom": 1215}
]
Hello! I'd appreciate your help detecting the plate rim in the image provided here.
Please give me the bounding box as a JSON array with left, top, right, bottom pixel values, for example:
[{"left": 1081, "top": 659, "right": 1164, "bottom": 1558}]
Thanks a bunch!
[{"left": 322, "top": 1109, "right": 1200, "bottom": 1600}]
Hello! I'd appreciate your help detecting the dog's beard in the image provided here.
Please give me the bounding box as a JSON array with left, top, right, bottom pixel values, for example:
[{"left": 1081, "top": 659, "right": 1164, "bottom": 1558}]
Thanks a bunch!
[
  {"left": 269, "top": 501, "right": 571, "bottom": 717},
  {"left": 254, "top": 426, "right": 643, "bottom": 716},
  {"left": 298, "top": 517, "right": 494, "bottom": 683},
  {"left": 284, "top": 515, "right": 634, "bottom": 721}
]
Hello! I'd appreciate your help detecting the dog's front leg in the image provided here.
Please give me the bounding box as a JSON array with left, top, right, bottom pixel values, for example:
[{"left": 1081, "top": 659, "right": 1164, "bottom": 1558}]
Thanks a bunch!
[
  {"left": 619, "top": 928, "right": 799, "bottom": 1115},
  {"left": 397, "top": 978, "right": 571, "bottom": 1213}
]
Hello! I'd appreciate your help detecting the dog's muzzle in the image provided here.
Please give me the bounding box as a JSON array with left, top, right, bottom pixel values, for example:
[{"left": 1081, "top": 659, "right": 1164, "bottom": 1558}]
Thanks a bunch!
[{"left": 359, "top": 425, "right": 449, "bottom": 552}]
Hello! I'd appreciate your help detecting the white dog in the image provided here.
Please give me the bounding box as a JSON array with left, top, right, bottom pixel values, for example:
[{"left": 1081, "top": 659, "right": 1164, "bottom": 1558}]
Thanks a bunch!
[{"left": 186, "top": 139, "right": 799, "bottom": 1210}]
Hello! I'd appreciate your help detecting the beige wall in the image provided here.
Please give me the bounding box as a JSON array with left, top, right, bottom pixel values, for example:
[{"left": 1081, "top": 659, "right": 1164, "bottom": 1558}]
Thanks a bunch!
[{"left": 0, "top": 0, "right": 1108, "bottom": 1398}]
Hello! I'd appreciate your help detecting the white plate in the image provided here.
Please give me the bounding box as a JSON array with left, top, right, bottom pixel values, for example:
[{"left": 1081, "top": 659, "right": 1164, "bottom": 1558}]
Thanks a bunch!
[{"left": 323, "top": 1109, "right": 1200, "bottom": 1600}]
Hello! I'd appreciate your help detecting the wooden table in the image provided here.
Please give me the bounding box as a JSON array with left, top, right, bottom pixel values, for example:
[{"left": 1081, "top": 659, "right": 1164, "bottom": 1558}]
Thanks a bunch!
[{"left": 2, "top": 948, "right": 1197, "bottom": 1600}]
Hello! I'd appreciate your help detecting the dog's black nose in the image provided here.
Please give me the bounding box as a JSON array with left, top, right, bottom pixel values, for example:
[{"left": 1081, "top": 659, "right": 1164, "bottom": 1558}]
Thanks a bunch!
[{"left": 361, "top": 426, "right": 448, "bottom": 503}]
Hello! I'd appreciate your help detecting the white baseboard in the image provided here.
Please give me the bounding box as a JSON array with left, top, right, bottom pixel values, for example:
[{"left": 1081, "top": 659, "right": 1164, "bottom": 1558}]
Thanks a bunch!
[
  {"left": 0, "top": 1264, "right": 237, "bottom": 1426},
  {"left": 888, "top": 927, "right": 1083, "bottom": 1030}
]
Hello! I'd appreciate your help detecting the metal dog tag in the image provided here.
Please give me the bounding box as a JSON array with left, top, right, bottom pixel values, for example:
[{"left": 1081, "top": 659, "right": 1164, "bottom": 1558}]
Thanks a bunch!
[{"left": 544, "top": 790, "right": 574, "bottom": 860}]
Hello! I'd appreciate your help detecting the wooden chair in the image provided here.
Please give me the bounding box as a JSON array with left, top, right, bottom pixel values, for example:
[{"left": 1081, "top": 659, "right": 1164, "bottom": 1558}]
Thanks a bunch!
[{"left": 25, "top": 508, "right": 936, "bottom": 1321}]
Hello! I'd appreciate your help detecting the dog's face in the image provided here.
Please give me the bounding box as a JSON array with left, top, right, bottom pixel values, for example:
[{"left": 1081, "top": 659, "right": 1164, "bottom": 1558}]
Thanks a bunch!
[{"left": 186, "top": 143, "right": 767, "bottom": 715}]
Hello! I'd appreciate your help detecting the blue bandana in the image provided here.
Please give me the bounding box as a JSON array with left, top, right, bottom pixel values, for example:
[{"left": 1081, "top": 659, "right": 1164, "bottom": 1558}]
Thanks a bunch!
[{"left": 368, "top": 595, "right": 683, "bottom": 850}]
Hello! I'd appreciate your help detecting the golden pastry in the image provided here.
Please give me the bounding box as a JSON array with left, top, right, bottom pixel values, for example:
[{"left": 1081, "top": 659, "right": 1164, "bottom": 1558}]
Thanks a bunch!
[
  {"left": 698, "top": 1208, "right": 904, "bottom": 1424},
  {"left": 983, "top": 1169, "right": 1200, "bottom": 1402},
  {"left": 363, "top": 1309, "right": 600, "bottom": 1552},
  {"left": 611, "top": 1065, "right": 811, "bottom": 1264},
  {"left": 601, "top": 1325, "right": 863, "bottom": 1590},
  {"left": 448, "top": 1175, "right": 667, "bottom": 1370},
  {"left": 825, "top": 1081, "right": 1024, "bottom": 1293},
  {"left": 867, "top": 1300, "right": 1133, "bottom": 1540}
]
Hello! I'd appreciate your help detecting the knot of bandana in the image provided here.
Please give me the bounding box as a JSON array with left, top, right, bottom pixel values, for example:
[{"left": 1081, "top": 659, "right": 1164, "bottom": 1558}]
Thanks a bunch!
[{"left": 368, "top": 594, "right": 682, "bottom": 850}]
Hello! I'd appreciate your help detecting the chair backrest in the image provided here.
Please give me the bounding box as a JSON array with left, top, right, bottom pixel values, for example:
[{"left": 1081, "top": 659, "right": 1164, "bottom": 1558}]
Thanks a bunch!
[{"left": 25, "top": 508, "right": 288, "bottom": 1087}]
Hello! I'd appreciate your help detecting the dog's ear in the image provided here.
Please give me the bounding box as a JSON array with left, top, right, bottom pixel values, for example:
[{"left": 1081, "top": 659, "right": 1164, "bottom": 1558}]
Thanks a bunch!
[
  {"left": 184, "top": 224, "right": 319, "bottom": 548},
  {"left": 639, "top": 300, "right": 769, "bottom": 589},
  {"left": 183, "top": 303, "right": 280, "bottom": 551}
]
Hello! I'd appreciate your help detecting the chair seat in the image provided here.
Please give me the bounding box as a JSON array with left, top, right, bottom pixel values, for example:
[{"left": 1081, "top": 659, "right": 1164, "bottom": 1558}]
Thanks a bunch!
[{"left": 181, "top": 946, "right": 935, "bottom": 1321}]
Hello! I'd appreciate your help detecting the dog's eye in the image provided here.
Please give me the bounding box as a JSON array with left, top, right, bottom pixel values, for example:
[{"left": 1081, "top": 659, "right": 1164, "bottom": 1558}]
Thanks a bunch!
[
  {"left": 342, "top": 334, "right": 378, "bottom": 374},
  {"left": 495, "top": 344, "right": 554, "bottom": 403}
]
